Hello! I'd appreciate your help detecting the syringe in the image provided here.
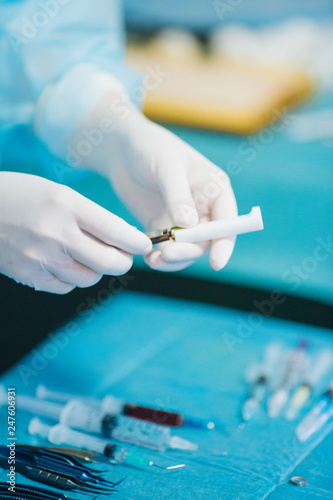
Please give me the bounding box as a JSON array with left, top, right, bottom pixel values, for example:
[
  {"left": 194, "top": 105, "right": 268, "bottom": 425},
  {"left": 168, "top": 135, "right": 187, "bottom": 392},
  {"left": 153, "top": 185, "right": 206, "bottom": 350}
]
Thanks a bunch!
[
  {"left": 242, "top": 342, "right": 283, "bottom": 421},
  {"left": 285, "top": 350, "right": 332, "bottom": 421},
  {"left": 296, "top": 404, "right": 333, "bottom": 442},
  {"left": 295, "top": 381, "right": 333, "bottom": 441},
  {"left": 5, "top": 394, "right": 197, "bottom": 451},
  {"left": 36, "top": 385, "right": 214, "bottom": 429},
  {"left": 28, "top": 418, "right": 186, "bottom": 470},
  {"left": 267, "top": 341, "right": 308, "bottom": 418}
]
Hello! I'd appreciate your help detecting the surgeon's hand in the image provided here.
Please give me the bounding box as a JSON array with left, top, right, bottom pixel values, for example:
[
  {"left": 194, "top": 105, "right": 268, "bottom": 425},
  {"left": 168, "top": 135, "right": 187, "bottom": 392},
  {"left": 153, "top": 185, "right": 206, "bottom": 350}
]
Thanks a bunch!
[
  {"left": 0, "top": 172, "right": 151, "bottom": 293},
  {"left": 79, "top": 104, "right": 238, "bottom": 272}
]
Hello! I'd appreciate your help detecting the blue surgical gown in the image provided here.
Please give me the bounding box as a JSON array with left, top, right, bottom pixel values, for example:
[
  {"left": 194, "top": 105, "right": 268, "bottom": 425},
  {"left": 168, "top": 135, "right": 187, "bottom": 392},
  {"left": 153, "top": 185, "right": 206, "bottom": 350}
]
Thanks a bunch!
[{"left": 0, "top": 0, "right": 141, "bottom": 174}]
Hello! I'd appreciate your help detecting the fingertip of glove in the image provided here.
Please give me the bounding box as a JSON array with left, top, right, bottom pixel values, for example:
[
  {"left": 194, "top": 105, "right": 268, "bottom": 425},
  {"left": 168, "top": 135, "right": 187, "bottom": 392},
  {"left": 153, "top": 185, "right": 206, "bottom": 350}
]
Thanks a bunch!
[
  {"left": 145, "top": 250, "right": 159, "bottom": 268},
  {"left": 210, "top": 237, "right": 235, "bottom": 271},
  {"left": 210, "top": 255, "right": 228, "bottom": 272},
  {"left": 210, "top": 260, "right": 222, "bottom": 272},
  {"left": 133, "top": 229, "right": 153, "bottom": 255},
  {"left": 143, "top": 241, "right": 153, "bottom": 254}
]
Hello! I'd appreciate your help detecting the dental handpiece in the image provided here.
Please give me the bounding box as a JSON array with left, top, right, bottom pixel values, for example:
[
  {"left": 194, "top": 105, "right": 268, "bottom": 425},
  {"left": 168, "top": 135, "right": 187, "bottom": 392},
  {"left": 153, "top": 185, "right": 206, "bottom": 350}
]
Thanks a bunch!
[{"left": 146, "top": 206, "right": 263, "bottom": 244}]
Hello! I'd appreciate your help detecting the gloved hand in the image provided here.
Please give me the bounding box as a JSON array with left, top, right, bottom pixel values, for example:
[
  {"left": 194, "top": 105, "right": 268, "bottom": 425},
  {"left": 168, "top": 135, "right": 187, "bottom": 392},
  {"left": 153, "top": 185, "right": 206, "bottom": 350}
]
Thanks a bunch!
[
  {"left": 0, "top": 172, "right": 151, "bottom": 293},
  {"left": 36, "top": 68, "right": 237, "bottom": 272},
  {"left": 74, "top": 102, "right": 238, "bottom": 272}
]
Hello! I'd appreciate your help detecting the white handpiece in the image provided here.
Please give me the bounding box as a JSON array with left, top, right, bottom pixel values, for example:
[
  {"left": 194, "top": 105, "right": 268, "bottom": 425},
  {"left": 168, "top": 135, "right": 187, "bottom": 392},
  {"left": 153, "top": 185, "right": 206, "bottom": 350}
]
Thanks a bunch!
[{"left": 173, "top": 206, "right": 263, "bottom": 243}]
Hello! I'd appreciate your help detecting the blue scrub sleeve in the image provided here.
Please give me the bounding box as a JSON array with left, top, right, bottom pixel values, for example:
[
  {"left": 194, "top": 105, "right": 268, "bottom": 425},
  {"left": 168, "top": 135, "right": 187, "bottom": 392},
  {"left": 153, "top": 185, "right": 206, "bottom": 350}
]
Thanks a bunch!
[{"left": 0, "top": 0, "right": 142, "bottom": 155}]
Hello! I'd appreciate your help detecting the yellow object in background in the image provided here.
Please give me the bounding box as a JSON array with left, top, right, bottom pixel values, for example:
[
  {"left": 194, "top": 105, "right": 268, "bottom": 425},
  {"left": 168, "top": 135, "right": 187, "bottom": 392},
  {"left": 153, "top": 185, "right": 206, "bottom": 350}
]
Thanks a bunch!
[{"left": 127, "top": 43, "right": 313, "bottom": 134}]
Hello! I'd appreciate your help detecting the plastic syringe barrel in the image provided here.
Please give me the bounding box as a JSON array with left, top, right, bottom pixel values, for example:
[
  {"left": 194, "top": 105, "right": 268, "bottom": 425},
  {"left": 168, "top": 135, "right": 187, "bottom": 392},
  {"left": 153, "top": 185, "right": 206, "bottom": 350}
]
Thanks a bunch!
[
  {"left": 37, "top": 384, "right": 125, "bottom": 415},
  {"left": 15, "top": 395, "right": 63, "bottom": 420},
  {"left": 62, "top": 399, "right": 194, "bottom": 451},
  {"left": 37, "top": 385, "right": 183, "bottom": 426},
  {"left": 61, "top": 399, "right": 173, "bottom": 451},
  {"left": 296, "top": 382, "right": 333, "bottom": 438},
  {"left": 29, "top": 417, "right": 108, "bottom": 454},
  {"left": 37, "top": 384, "right": 103, "bottom": 408},
  {"left": 36, "top": 385, "right": 78, "bottom": 404},
  {"left": 305, "top": 350, "right": 333, "bottom": 387},
  {"left": 262, "top": 342, "right": 283, "bottom": 378},
  {"left": 297, "top": 405, "right": 333, "bottom": 442},
  {"left": 29, "top": 417, "right": 53, "bottom": 439},
  {"left": 173, "top": 206, "right": 263, "bottom": 243},
  {"left": 102, "top": 413, "right": 173, "bottom": 451}
]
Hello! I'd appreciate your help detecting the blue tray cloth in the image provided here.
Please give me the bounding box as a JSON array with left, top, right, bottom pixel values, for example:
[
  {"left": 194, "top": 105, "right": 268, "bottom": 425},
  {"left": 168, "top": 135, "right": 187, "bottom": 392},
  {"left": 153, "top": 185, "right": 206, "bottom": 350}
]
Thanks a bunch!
[
  {"left": 1, "top": 292, "right": 332, "bottom": 499},
  {"left": 268, "top": 431, "right": 333, "bottom": 499}
]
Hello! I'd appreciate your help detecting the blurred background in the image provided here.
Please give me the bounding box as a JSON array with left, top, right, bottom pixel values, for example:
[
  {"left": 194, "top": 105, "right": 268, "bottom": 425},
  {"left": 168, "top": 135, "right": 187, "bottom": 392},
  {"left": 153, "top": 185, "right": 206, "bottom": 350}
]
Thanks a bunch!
[{"left": 1, "top": 0, "right": 332, "bottom": 371}]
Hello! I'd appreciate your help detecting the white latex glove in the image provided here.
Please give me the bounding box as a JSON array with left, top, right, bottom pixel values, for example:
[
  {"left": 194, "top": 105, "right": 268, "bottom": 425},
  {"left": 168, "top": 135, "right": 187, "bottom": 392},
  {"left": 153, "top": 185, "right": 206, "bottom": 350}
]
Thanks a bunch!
[
  {"left": 37, "top": 68, "right": 237, "bottom": 272},
  {"left": 77, "top": 105, "right": 238, "bottom": 272},
  {"left": 0, "top": 172, "right": 151, "bottom": 293}
]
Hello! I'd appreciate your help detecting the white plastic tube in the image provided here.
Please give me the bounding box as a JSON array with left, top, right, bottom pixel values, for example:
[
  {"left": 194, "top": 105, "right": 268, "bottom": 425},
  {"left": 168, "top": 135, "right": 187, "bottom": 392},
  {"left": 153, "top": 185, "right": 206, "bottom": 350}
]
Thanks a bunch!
[
  {"left": 286, "top": 351, "right": 333, "bottom": 421},
  {"left": 29, "top": 416, "right": 197, "bottom": 452},
  {"left": 305, "top": 350, "right": 333, "bottom": 387},
  {"left": 262, "top": 342, "right": 284, "bottom": 379},
  {"left": 10, "top": 394, "right": 63, "bottom": 420},
  {"left": 173, "top": 206, "right": 263, "bottom": 243},
  {"left": 295, "top": 380, "right": 333, "bottom": 440},
  {"left": 36, "top": 385, "right": 82, "bottom": 404},
  {"left": 29, "top": 417, "right": 107, "bottom": 453},
  {"left": 296, "top": 405, "right": 333, "bottom": 442},
  {"left": 268, "top": 343, "right": 308, "bottom": 418},
  {"left": 36, "top": 384, "right": 124, "bottom": 414},
  {"left": 16, "top": 395, "right": 196, "bottom": 451}
]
